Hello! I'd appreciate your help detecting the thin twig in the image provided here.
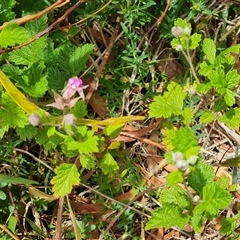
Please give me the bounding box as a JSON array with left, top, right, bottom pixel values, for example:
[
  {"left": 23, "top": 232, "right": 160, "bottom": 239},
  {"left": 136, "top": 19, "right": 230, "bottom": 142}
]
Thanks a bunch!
[
  {"left": 0, "top": 0, "right": 86, "bottom": 54},
  {"left": 0, "top": 224, "right": 19, "bottom": 240},
  {"left": 14, "top": 148, "right": 53, "bottom": 171},
  {"left": 98, "top": 189, "right": 152, "bottom": 240},
  {"left": 0, "top": 0, "right": 70, "bottom": 31},
  {"left": 85, "top": 17, "right": 121, "bottom": 104},
  {"left": 80, "top": 182, "right": 151, "bottom": 218},
  {"left": 137, "top": 0, "right": 171, "bottom": 50},
  {"left": 54, "top": 196, "right": 65, "bottom": 240}
]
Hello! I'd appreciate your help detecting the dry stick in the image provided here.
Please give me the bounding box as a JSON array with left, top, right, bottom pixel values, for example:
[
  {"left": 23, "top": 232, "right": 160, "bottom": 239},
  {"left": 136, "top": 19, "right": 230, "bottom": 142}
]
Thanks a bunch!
[
  {"left": 0, "top": 0, "right": 86, "bottom": 54},
  {"left": 85, "top": 17, "right": 121, "bottom": 104},
  {"left": 0, "top": 224, "right": 19, "bottom": 240},
  {"left": 80, "top": 182, "right": 151, "bottom": 218},
  {"left": 98, "top": 189, "right": 152, "bottom": 240},
  {"left": 14, "top": 148, "right": 53, "bottom": 171},
  {"left": 137, "top": 0, "right": 171, "bottom": 50},
  {"left": 54, "top": 196, "right": 65, "bottom": 240},
  {"left": 0, "top": 0, "right": 70, "bottom": 31}
]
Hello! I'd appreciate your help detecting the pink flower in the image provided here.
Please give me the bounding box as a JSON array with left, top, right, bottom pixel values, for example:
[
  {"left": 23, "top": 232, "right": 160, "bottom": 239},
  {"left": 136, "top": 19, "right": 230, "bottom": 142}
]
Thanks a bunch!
[
  {"left": 62, "top": 77, "right": 88, "bottom": 100},
  {"left": 47, "top": 91, "right": 80, "bottom": 110}
]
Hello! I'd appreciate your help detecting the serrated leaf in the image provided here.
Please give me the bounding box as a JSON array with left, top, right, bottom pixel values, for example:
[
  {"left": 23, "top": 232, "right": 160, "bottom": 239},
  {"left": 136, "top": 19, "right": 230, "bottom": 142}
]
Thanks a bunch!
[
  {"left": 0, "top": 93, "right": 27, "bottom": 129},
  {"left": 46, "top": 67, "right": 67, "bottom": 90},
  {"left": 80, "top": 154, "right": 96, "bottom": 169},
  {"left": 70, "top": 100, "right": 87, "bottom": 118},
  {"left": 224, "top": 89, "right": 235, "bottom": 106},
  {"left": 194, "top": 182, "right": 231, "bottom": 217},
  {"left": 181, "top": 107, "right": 193, "bottom": 125},
  {"left": 188, "top": 162, "right": 215, "bottom": 194},
  {"left": 189, "top": 33, "right": 201, "bottom": 49},
  {"left": 225, "top": 69, "right": 239, "bottom": 89},
  {"left": 174, "top": 18, "right": 191, "bottom": 30},
  {"left": 213, "top": 99, "right": 228, "bottom": 112},
  {"left": 202, "top": 38, "right": 216, "bottom": 64},
  {"left": 0, "top": 0, "right": 16, "bottom": 22},
  {"left": 0, "top": 23, "right": 28, "bottom": 48},
  {"left": 67, "top": 131, "right": 99, "bottom": 154},
  {"left": 8, "top": 37, "right": 46, "bottom": 65},
  {"left": 218, "top": 108, "right": 240, "bottom": 129},
  {"left": 220, "top": 218, "right": 236, "bottom": 236},
  {"left": 196, "top": 81, "right": 212, "bottom": 93},
  {"left": 199, "top": 61, "right": 214, "bottom": 76},
  {"left": 164, "top": 127, "right": 200, "bottom": 159},
  {"left": 160, "top": 185, "right": 192, "bottom": 210},
  {"left": 51, "top": 163, "right": 80, "bottom": 197},
  {"left": 100, "top": 152, "right": 119, "bottom": 178},
  {"left": 149, "top": 82, "right": 187, "bottom": 118},
  {"left": 166, "top": 171, "right": 184, "bottom": 186},
  {"left": 200, "top": 111, "right": 214, "bottom": 123},
  {"left": 190, "top": 213, "right": 204, "bottom": 233},
  {"left": 146, "top": 204, "right": 189, "bottom": 230},
  {"left": 16, "top": 125, "right": 37, "bottom": 140}
]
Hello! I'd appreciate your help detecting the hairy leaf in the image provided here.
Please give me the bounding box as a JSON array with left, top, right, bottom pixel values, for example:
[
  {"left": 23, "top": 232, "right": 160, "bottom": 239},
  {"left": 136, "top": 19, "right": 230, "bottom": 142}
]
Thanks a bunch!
[
  {"left": 51, "top": 163, "right": 80, "bottom": 197},
  {"left": 100, "top": 152, "right": 119, "bottom": 178},
  {"left": 202, "top": 38, "right": 216, "bottom": 64}
]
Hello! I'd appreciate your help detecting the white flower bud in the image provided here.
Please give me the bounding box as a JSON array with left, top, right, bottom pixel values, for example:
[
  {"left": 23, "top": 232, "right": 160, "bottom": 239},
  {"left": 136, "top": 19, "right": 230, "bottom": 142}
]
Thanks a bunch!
[
  {"left": 171, "top": 26, "right": 183, "bottom": 37},
  {"left": 183, "top": 27, "right": 191, "bottom": 36},
  {"left": 63, "top": 113, "right": 76, "bottom": 125},
  {"left": 175, "top": 44, "right": 183, "bottom": 51},
  {"left": 176, "top": 159, "right": 189, "bottom": 171},
  {"left": 193, "top": 195, "right": 200, "bottom": 202},
  {"left": 188, "top": 86, "right": 196, "bottom": 95},
  {"left": 28, "top": 113, "right": 41, "bottom": 126},
  {"left": 188, "top": 155, "right": 198, "bottom": 165},
  {"left": 172, "top": 152, "right": 184, "bottom": 162}
]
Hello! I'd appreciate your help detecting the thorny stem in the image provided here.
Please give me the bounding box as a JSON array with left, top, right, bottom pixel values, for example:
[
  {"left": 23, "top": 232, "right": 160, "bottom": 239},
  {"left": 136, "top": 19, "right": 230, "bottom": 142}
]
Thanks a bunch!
[{"left": 54, "top": 196, "right": 65, "bottom": 240}]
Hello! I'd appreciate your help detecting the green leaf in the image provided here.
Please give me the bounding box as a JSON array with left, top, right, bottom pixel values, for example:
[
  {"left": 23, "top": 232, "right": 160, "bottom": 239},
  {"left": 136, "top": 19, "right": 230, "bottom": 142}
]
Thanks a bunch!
[
  {"left": 0, "top": 23, "right": 28, "bottom": 48},
  {"left": 66, "top": 131, "right": 99, "bottom": 154},
  {"left": 70, "top": 100, "right": 87, "bottom": 118},
  {"left": 80, "top": 154, "right": 96, "bottom": 169},
  {"left": 100, "top": 152, "right": 119, "bottom": 178},
  {"left": 199, "top": 61, "right": 214, "bottom": 77},
  {"left": 8, "top": 37, "right": 47, "bottom": 65},
  {"left": 149, "top": 82, "right": 187, "bottom": 118},
  {"left": 164, "top": 127, "right": 200, "bottom": 159},
  {"left": 0, "top": 190, "right": 6, "bottom": 200},
  {"left": 103, "top": 124, "right": 124, "bottom": 138},
  {"left": 160, "top": 185, "right": 192, "bottom": 210},
  {"left": 0, "top": 93, "right": 27, "bottom": 134},
  {"left": 188, "top": 162, "right": 215, "bottom": 194},
  {"left": 181, "top": 107, "right": 193, "bottom": 125},
  {"left": 202, "top": 38, "right": 216, "bottom": 64},
  {"left": 219, "top": 156, "right": 240, "bottom": 167},
  {"left": 213, "top": 99, "right": 228, "bottom": 112},
  {"left": 51, "top": 163, "right": 80, "bottom": 197},
  {"left": 16, "top": 125, "right": 37, "bottom": 140},
  {"left": 194, "top": 182, "right": 231, "bottom": 217},
  {"left": 53, "top": 43, "right": 94, "bottom": 77},
  {"left": 46, "top": 67, "right": 67, "bottom": 90},
  {"left": 0, "top": 174, "right": 38, "bottom": 185},
  {"left": 200, "top": 110, "right": 214, "bottom": 123},
  {"left": 190, "top": 213, "right": 204, "bottom": 233},
  {"left": 166, "top": 171, "right": 183, "bottom": 186},
  {"left": 224, "top": 89, "right": 235, "bottom": 106},
  {"left": 174, "top": 18, "right": 191, "bottom": 30},
  {"left": 226, "top": 69, "right": 239, "bottom": 89},
  {"left": 196, "top": 81, "right": 212, "bottom": 93},
  {"left": 220, "top": 218, "right": 236, "bottom": 236},
  {"left": 0, "top": 0, "right": 16, "bottom": 22},
  {"left": 146, "top": 204, "right": 189, "bottom": 230},
  {"left": 7, "top": 216, "right": 17, "bottom": 233},
  {"left": 189, "top": 33, "right": 201, "bottom": 49},
  {"left": 218, "top": 108, "right": 240, "bottom": 129}
]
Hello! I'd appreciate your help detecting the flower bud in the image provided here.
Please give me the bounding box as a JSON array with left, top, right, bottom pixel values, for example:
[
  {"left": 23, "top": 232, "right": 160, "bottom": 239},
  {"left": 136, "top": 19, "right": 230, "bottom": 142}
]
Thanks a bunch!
[
  {"left": 193, "top": 195, "right": 200, "bottom": 202},
  {"left": 175, "top": 44, "right": 183, "bottom": 51},
  {"left": 63, "top": 113, "right": 76, "bottom": 125},
  {"left": 28, "top": 113, "right": 41, "bottom": 126},
  {"left": 176, "top": 159, "right": 189, "bottom": 171},
  {"left": 172, "top": 152, "right": 184, "bottom": 162},
  {"left": 171, "top": 26, "right": 183, "bottom": 37},
  {"left": 183, "top": 27, "right": 191, "bottom": 36},
  {"left": 188, "top": 86, "right": 196, "bottom": 95},
  {"left": 188, "top": 155, "right": 198, "bottom": 165}
]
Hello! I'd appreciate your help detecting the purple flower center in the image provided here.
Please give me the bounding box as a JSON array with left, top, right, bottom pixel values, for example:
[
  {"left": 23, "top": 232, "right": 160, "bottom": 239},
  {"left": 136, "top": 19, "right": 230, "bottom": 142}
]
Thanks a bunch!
[{"left": 68, "top": 77, "right": 83, "bottom": 89}]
